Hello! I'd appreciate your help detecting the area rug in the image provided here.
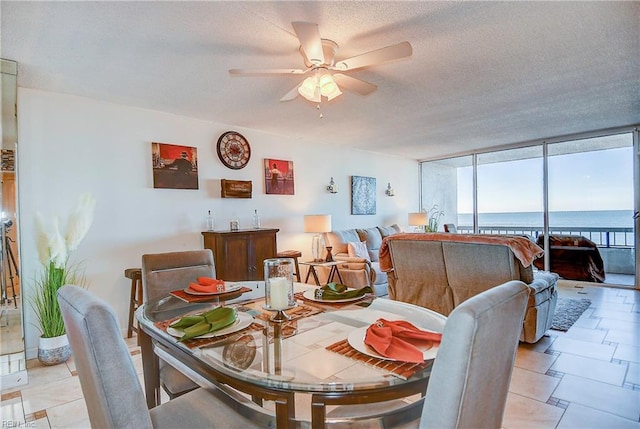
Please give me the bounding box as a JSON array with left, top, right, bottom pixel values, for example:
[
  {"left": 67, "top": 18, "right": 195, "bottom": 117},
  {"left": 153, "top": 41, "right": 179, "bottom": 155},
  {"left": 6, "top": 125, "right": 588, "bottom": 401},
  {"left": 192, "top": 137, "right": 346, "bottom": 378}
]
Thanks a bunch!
[{"left": 550, "top": 298, "right": 592, "bottom": 331}]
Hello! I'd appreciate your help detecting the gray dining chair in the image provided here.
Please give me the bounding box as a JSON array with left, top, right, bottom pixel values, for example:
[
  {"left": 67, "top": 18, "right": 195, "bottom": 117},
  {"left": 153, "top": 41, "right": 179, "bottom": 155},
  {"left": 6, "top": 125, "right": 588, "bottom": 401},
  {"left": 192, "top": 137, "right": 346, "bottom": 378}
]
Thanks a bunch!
[
  {"left": 417, "top": 280, "right": 529, "bottom": 429},
  {"left": 141, "top": 249, "right": 217, "bottom": 399},
  {"left": 57, "top": 285, "right": 261, "bottom": 429}
]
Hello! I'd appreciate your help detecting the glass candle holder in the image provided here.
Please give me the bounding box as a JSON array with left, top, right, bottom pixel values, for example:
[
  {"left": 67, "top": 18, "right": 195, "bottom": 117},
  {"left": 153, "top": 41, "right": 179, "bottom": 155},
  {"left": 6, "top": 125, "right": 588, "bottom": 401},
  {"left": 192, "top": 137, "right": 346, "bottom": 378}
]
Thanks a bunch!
[{"left": 264, "top": 258, "right": 295, "bottom": 320}]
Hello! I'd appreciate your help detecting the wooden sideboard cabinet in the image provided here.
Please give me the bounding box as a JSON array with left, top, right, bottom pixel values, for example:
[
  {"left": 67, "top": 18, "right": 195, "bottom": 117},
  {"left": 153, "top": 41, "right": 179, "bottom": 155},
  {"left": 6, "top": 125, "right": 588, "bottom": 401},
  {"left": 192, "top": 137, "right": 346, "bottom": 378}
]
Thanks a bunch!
[{"left": 201, "top": 228, "right": 279, "bottom": 281}]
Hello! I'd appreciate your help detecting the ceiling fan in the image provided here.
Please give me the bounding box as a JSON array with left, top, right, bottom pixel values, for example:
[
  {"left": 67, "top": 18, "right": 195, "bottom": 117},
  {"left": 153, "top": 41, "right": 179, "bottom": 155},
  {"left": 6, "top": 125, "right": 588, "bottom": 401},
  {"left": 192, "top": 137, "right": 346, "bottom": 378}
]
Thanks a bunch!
[{"left": 229, "top": 21, "right": 413, "bottom": 103}]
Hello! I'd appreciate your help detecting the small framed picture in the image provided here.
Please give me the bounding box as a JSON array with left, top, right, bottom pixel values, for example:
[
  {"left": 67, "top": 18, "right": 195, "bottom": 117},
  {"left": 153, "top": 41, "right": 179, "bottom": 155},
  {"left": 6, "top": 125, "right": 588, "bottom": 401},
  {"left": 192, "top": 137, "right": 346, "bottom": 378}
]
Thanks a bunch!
[
  {"left": 264, "top": 159, "right": 294, "bottom": 195},
  {"left": 151, "top": 143, "right": 199, "bottom": 189}
]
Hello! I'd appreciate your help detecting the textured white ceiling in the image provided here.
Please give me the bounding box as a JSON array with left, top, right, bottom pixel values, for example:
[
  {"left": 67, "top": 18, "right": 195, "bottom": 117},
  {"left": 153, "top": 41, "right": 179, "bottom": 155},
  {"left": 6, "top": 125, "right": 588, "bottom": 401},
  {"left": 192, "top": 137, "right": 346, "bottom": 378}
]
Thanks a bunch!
[{"left": 2, "top": 1, "right": 639, "bottom": 160}]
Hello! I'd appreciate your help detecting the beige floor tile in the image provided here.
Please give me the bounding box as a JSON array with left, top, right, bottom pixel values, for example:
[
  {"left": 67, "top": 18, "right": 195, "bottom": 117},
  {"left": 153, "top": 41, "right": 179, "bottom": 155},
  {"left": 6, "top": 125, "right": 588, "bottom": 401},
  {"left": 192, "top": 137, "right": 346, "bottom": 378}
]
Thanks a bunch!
[
  {"left": 590, "top": 302, "right": 634, "bottom": 312},
  {"left": 509, "top": 367, "right": 560, "bottom": 402},
  {"left": 614, "top": 344, "right": 640, "bottom": 364},
  {"left": 31, "top": 417, "right": 51, "bottom": 428},
  {"left": 64, "top": 356, "right": 76, "bottom": 373},
  {"left": 520, "top": 334, "right": 555, "bottom": 353},
  {"left": 551, "top": 353, "right": 627, "bottom": 386},
  {"left": 553, "top": 326, "right": 607, "bottom": 343},
  {"left": 502, "top": 392, "right": 564, "bottom": 429},
  {"left": 515, "top": 348, "right": 557, "bottom": 374},
  {"left": 124, "top": 336, "right": 140, "bottom": 349},
  {"left": 572, "top": 314, "right": 601, "bottom": 329},
  {"left": 626, "top": 362, "right": 639, "bottom": 385},
  {"left": 591, "top": 309, "right": 640, "bottom": 324},
  {"left": 549, "top": 337, "right": 615, "bottom": 361},
  {"left": 21, "top": 375, "right": 83, "bottom": 415},
  {"left": 597, "top": 317, "right": 640, "bottom": 332},
  {"left": 0, "top": 393, "right": 25, "bottom": 422},
  {"left": 557, "top": 403, "right": 640, "bottom": 429},
  {"left": 553, "top": 374, "right": 640, "bottom": 421},
  {"left": 46, "top": 398, "right": 90, "bottom": 429},
  {"left": 130, "top": 350, "right": 144, "bottom": 374},
  {"left": 23, "top": 360, "right": 73, "bottom": 389},
  {"left": 605, "top": 328, "right": 640, "bottom": 347}
]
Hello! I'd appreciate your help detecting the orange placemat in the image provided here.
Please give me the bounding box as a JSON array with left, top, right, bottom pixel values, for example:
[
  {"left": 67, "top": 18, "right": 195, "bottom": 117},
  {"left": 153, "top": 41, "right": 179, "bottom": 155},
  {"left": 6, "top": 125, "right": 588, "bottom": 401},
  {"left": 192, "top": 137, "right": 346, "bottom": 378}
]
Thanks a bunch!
[
  {"left": 254, "top": 304, "right": 323, "bottom": 322},
  {"left": 326, "top": 339, "right": 432, "bottom": 380},
  {"left": 170, "top": 286, "right": 252, "bottom": 303}
]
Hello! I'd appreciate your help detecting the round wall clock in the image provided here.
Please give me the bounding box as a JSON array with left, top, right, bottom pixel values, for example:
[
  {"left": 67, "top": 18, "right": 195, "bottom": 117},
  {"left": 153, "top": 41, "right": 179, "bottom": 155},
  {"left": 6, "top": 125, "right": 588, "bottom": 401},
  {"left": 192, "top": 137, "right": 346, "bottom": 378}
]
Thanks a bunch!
[{"left": 216, "top": 131, "right": 251, "bottom": 169}]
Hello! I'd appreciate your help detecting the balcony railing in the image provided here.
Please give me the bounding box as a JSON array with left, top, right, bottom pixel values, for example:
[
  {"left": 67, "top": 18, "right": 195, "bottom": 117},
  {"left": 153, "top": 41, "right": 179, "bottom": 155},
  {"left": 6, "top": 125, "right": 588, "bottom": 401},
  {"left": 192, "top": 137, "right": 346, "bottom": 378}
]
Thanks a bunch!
[{"left": 456, "top": 226, "right": 634, "bottom": 248}]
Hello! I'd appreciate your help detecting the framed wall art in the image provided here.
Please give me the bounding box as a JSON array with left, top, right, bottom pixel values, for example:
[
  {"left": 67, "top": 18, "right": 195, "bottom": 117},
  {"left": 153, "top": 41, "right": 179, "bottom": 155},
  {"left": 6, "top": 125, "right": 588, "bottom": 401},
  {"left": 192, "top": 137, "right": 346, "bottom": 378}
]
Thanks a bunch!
[
  {"left": 351, "top": 176, "right": 376, "bottom": 215},
  {"left": 264, "top": 159, "right": 294, "bottom": 195},
  {"left": 151, "top": 142, "right": 199, "bottom": 190}
]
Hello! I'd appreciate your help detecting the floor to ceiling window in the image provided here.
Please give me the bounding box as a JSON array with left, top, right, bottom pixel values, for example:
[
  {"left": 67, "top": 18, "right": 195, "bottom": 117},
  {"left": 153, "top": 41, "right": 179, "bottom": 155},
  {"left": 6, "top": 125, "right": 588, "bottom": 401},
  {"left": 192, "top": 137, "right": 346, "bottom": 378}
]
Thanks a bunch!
[
  {"left": 476, "top": 146, "right": 544, "bottom": 236},
  {"left": 547, "top": 133, "right": 634, "bottom": 286},
  {"left": 420, "top": 128, "right": 637, "bottom": 289}
]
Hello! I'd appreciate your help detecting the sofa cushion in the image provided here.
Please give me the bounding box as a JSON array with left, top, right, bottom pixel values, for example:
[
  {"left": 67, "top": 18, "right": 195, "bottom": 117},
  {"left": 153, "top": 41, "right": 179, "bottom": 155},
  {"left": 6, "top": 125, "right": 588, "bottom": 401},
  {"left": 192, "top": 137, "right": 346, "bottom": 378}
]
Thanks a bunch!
[
  {"left": 325, "top": 229, "right": 360, "bottom": 255},
  {"left": 356, "top": 227, "right": 383, "bottom": 262},
  {"left": 378, "top": 224, "right": 401, "bottom": 238},
  {"left": 347, "top": 241, "right": 371, "bottom": 261}
]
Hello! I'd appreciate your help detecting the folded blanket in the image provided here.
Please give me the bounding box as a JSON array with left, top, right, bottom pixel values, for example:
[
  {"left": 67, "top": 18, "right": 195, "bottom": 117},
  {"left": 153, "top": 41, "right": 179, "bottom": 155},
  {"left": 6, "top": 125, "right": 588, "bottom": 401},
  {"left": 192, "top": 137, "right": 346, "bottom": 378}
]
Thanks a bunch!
[
  {"left": 364, "top": 318, "right": 442, "bottom": 363},
  {"left": 379, "top": 233, "right": 543, "bottom": 272},
  {"left": 314, "top": 283, "right": 373, "bottom": 300}
]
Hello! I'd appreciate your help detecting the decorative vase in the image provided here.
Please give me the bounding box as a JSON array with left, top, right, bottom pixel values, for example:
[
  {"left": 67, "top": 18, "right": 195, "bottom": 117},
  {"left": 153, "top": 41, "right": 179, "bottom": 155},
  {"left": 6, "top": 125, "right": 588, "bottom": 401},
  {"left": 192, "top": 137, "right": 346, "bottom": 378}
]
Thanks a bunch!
[{"left": 38, "top": 334, "right": 71, "bottom": 365}]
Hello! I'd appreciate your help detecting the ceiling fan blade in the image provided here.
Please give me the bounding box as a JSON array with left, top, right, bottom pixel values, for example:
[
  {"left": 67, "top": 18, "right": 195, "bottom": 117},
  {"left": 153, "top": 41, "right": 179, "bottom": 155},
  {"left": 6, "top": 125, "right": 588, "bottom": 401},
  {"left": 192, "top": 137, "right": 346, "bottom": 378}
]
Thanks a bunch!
[
  {"left": 292, "top": 21, "right": 325, "bottom": 65},
  {"left": 229, "top": 68, "right": 306, "bottom": 75},
  {"left": 333, "top": 73, "right": 377, "bottom": 95},
  {"left": 280, "top": 82, "right": 302, "bottom": 102},
  {"left": 334, "top": 41, "right": 412, "bottom": 71}
]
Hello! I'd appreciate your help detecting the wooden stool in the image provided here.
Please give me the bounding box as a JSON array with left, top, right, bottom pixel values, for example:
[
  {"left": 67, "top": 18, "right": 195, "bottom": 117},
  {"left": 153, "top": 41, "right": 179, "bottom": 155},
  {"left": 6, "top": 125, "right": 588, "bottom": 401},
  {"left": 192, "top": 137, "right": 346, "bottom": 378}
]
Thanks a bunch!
[
  {"left": 125, "top": 268, "right": 143, "bottom": 338},
  {"left": 276, "top": 250, "right": 302, "bottom": 282}
]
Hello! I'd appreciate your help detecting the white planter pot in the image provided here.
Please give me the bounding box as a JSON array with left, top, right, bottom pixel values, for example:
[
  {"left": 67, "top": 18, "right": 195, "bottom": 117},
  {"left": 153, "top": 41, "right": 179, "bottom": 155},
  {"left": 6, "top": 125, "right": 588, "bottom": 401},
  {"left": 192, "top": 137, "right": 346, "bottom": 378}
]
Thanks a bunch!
[{"left": 38, "top": 334, "right": 71, "bottom": 366}]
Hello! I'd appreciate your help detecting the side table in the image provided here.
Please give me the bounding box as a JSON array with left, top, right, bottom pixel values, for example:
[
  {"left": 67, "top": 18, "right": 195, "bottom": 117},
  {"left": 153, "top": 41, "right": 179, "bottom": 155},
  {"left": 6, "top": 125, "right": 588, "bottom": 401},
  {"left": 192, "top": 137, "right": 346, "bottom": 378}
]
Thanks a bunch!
[{"left": 300, "top": 260, "right": 344, "bottom": 286}]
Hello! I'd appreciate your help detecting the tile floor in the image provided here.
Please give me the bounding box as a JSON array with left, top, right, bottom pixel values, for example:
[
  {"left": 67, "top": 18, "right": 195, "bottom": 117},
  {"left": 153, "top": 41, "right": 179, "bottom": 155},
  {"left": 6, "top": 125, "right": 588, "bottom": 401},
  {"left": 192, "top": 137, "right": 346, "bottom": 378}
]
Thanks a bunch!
[{"left": 1, "top": 280, "right": 639, "bottom": 428}]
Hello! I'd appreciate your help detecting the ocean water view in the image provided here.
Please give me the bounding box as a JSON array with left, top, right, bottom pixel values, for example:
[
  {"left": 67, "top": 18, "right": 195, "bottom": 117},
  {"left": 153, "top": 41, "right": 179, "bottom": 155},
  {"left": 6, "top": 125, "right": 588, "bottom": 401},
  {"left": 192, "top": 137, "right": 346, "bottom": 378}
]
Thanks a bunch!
[{"left": 457, "top": 210, "right": 634, "bottom": 229}]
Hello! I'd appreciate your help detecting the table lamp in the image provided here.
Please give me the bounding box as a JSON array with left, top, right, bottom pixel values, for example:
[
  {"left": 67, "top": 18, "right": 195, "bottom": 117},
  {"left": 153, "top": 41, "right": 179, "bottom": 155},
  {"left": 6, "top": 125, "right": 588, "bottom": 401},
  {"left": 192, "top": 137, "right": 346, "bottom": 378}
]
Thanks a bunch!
[
  {"left": 304, "top": 214, "right": 332, "bottom": 261},
  {"left": 408, "top": 212, "right": 428, "bottom": 232}
]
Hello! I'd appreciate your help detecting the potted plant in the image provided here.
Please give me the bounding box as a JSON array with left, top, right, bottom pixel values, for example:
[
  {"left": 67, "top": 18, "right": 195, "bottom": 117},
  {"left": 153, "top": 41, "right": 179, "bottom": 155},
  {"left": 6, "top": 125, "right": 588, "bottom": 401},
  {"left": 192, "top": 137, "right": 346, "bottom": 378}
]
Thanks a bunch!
[
  {"left": 31, "top": 194, "right": 95, "bottom": 365},
  {"left": 423, "top": 204, "right": 444, "bottom": 232}
]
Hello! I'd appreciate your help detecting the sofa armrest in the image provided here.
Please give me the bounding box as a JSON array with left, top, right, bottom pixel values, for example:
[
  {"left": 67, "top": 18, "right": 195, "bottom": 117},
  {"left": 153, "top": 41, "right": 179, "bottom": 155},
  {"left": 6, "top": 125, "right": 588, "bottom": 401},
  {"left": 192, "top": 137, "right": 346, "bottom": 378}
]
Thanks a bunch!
[
  {"left": 334, "top": 255, "right": 371, "bottom": 265},
  {"left": 333, "top": 255, "right": 375, "bottom": 287},
  {"left": 529, "top": 271, "right": 559, "bottom": 293}
]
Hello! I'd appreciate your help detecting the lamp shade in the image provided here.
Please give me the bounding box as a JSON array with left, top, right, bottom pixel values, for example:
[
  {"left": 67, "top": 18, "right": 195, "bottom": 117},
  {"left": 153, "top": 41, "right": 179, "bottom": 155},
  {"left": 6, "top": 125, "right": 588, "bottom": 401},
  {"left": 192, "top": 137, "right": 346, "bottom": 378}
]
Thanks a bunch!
[
  {"left": 408, "top": 212, "right": 428, "bottom": 226},
  {"left": 304, "top": 214, "right": 332, "bottom": 233}
]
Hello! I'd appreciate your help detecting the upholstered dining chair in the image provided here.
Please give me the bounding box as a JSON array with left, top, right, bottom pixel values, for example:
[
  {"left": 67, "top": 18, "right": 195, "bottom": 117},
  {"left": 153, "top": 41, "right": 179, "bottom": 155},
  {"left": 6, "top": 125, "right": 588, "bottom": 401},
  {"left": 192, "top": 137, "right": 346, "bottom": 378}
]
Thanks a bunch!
[
  {"left": 417, "top": 280, "right": 529, "bottom": 429},
  {"left": 57, "top": 285, "right": 262, "bottom": 429},
  {"left": 141, "top": 249, "right": 217, "bottom": 399}
]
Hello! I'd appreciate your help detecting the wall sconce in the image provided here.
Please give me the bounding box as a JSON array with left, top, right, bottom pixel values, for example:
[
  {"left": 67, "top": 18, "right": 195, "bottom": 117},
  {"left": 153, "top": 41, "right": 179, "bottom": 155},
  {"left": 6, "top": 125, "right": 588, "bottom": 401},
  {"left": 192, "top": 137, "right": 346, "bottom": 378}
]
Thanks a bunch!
[
  {"left": 385, "top": 182, "right": 395, "bottom": 196},
  {"left": 326, "top": 177, "right": 338, "bottom": 194}
]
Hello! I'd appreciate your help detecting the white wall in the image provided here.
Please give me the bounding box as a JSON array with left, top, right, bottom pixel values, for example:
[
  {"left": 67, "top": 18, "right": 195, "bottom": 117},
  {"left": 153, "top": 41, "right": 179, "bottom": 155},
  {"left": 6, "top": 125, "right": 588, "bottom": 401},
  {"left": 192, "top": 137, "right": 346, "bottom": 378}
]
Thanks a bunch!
[{"left": 17, "top": 88, "right": 419, "bottom": 358}]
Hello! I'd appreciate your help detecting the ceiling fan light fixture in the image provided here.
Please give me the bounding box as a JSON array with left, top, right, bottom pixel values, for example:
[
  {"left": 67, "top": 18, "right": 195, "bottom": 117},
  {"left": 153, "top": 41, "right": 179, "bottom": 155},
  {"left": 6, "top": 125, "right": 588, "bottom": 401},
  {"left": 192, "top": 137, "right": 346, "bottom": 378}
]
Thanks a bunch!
[
  {"left": 319, "top": 73, "right": 337, "bottom": 96},
  {"left": 298, "top": 76, "right": 318, "bottom": 101},
  {"left": 325, "top": 85, "right": 342, "bottom": 101}
]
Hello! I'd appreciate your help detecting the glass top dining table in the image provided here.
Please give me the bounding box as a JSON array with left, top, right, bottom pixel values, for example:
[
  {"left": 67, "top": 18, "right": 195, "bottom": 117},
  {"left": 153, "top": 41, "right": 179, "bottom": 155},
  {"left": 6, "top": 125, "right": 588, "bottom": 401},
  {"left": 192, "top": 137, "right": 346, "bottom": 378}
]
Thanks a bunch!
[{"left": 136, "top": 282, "right": 446, "bottom": 429}]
